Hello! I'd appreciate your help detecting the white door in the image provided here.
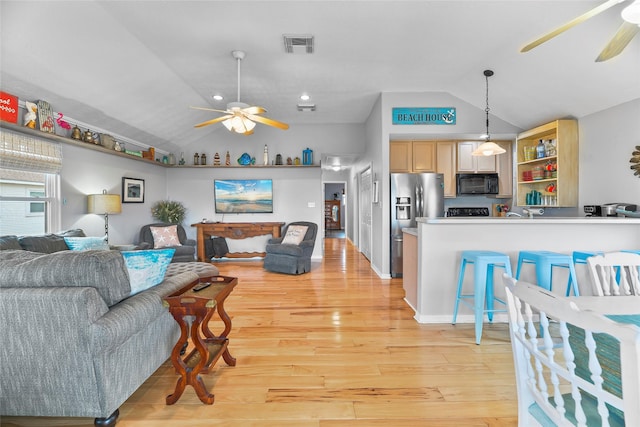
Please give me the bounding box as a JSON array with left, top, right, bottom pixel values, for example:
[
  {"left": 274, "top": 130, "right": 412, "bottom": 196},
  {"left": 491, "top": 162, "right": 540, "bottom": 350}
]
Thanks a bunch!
[{"left": 359, "top": 167, "right": 372, "bottom": 260}]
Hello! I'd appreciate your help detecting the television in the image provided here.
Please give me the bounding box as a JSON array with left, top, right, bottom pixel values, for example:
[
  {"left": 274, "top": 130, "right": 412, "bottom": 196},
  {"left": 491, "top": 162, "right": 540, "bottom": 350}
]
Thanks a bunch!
[{"left": 214, "top": 179, "right": 273, "bottom": 213}]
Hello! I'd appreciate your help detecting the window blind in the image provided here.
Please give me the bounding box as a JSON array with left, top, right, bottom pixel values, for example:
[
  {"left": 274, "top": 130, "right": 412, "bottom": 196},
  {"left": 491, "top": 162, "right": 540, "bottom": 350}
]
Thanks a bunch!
[{"left": 0, "top": 129, "right": 63, "bottom": 174}]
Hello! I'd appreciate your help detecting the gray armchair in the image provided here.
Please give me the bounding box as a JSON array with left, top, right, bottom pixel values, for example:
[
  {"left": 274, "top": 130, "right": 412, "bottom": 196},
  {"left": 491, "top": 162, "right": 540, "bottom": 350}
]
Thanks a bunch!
[
  {"left": 138, "top": 223, "right": 195, "bottom": 263},
  {"left": 264, "top": 222, "right": 317, "bottom": 274}
]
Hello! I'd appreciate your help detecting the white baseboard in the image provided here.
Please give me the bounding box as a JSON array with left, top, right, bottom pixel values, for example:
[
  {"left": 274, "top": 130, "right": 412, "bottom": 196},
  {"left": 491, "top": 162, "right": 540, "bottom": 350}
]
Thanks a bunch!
[{"left": 413, "top": 313, "right": 510, "bottom": 324}]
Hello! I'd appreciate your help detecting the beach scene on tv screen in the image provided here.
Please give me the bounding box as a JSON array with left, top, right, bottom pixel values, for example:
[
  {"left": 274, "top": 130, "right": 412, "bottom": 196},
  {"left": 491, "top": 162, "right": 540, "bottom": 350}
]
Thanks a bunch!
[{"left": 214, "top": 179, "right": 273, "bottom": 213}]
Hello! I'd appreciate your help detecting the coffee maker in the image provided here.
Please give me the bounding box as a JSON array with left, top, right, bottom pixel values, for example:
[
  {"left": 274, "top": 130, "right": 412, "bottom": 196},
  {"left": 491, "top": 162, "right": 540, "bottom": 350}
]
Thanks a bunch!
[{"left": 584, "top": 203, "right": 637, "bottom": 217}]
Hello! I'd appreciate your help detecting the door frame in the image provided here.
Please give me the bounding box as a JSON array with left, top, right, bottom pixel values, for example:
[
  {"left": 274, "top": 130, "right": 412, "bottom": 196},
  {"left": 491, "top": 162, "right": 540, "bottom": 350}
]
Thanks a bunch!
[{"left": 322, "top": 181, "right": 347, "bottom": 237}]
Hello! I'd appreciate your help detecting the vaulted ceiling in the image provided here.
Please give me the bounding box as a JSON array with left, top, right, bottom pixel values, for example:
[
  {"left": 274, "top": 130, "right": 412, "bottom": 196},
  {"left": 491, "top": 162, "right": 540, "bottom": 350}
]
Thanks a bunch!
[{"left": 1, "top": 1, "right": 638, "bottom": 155}]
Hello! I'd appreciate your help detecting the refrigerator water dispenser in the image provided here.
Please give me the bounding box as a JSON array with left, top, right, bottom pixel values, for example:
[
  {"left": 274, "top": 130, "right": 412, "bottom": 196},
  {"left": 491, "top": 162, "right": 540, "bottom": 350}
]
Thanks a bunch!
[{"left": 396, "top": 205, "right": 410, "bottom": 220}]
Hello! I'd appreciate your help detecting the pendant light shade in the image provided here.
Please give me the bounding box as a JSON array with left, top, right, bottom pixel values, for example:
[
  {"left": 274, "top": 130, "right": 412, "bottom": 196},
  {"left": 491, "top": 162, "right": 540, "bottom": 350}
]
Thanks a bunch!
[
  {"left": 472, "top": 70, "right": 506, "bottom": 157},
  {"left": 472, "top": 141, "right": 506, "bottom": 156}
]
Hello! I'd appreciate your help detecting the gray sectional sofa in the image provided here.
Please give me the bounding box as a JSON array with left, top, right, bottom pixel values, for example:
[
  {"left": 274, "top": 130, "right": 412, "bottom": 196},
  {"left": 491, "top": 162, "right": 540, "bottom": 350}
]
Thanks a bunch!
[{"left": 0, "top": 231, "right": 199, "bottom": 426}]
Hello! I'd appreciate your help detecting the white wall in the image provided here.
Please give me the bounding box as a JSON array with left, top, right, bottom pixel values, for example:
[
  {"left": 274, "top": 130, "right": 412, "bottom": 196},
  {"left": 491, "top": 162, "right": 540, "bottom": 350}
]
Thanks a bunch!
[
  {"left": 60, "top": 144, "right": 167, "bottom": 245},
  {"left": 579, "top": 98, "right": 640, "bottom": 206},
  {"left": 166, "top": 166, "right": 324, "bottom": 258},
  {"left": 56, "top": 123, "right": 367, "bottom": 259}
]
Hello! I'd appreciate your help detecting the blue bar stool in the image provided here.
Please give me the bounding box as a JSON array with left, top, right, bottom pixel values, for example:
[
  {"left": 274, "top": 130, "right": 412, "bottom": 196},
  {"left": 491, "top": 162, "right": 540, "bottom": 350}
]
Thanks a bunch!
[
  {"left": 452, "top": 251, "right": 513, "bottom": 345},
  {"left": 515, "top": 251, "right": 580, "bottom": 296},
  {"left": 571, "top": 250, "right": 601, "bottom": 286}
]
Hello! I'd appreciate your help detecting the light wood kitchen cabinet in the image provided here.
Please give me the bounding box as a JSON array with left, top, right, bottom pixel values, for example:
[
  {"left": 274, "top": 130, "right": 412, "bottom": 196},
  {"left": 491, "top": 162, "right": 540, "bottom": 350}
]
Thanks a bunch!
[
  {"left": 515, "top": 119, "right": 578, "bottom": 207},
  {"left": 390, "top": 141, "right": 412, "bottom": 172},
  {"left": 493, "top": 140, "right": 513, "bottom": 198},
  {"left": 436, "top": 141, "right": 456, "bottom": 198},
  {"left": 457, "top": 141, "right": 497, "bottom": 173},
  {"left": 389, "top": 140, "right": 435, "bottom": 173},
  {"left": 412, "top": 141, "right": 435, "bottom": 172},
  {"left": 402, "top": 231, "right": 418, "bottom": 310}
]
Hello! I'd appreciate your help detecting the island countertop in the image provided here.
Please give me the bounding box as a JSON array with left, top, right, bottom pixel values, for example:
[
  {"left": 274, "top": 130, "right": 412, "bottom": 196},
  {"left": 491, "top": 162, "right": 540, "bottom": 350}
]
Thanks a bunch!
[
  {"left": 410, "top": 215, "right": 640, "bottom": 324},
  {"left": 418, "top": 217, "right": 640, "bottom": 225}
]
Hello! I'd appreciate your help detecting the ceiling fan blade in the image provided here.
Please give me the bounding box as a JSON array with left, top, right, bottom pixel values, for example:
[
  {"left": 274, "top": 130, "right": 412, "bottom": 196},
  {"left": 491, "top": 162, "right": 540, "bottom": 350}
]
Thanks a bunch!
[
  {"left": 190, "top": 106, "right": 230, "bottom": 114},
  {"left": 521, "top": 0, "right": 626, "bottom": 53},
  {"left": 242, "top": 105, "right": 267, "bottom": 115},
  {"left": 245, "top": 113, "right": 290, "bottom": 130},
  {"left": 596, "top": 21, "right": 640, "bottom": 61},
  {"left": 193, "top": 115, "right": 233, "bottom": 128}
]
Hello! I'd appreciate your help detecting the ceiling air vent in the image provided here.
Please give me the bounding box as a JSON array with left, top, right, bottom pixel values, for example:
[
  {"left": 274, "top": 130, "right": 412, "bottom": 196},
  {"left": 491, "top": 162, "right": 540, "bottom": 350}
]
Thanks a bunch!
[
  {"left": 283, "top": 34, "right": 314, "bottom": 54},
  {"left": 297, "top": 104, "right": 316, "bottom": 112}
]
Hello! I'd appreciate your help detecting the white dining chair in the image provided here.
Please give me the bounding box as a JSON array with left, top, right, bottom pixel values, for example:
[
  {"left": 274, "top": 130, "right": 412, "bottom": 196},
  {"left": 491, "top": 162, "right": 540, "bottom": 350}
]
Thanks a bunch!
[
  {"left": 502, "top": 275, "right": 640, "bottom": 427},
  {"left": 587, "top": 251, "right": 640, "bottom": 296}
]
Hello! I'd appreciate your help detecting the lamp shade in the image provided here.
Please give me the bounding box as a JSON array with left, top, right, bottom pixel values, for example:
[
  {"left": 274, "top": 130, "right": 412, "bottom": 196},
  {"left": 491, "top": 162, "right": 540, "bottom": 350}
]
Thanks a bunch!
[
  {"left": 87, "top": 193, "right": 122, "bottom": 214},
  {"left": 471, "top": 141, "right": 506, "bottom": 157}
]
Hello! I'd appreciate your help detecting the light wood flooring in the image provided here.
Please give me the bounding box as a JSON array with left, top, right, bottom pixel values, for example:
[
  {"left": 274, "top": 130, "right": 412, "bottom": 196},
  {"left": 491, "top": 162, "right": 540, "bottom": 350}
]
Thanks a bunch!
[{"left": 1, "top": 237, "right": 518, "bottom": 427}]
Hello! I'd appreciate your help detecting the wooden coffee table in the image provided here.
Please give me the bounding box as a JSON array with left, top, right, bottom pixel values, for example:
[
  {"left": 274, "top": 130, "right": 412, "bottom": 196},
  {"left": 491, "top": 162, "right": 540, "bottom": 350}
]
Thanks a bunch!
[{"left": 162, "top": 275, "right": 237, "bottom": 405}]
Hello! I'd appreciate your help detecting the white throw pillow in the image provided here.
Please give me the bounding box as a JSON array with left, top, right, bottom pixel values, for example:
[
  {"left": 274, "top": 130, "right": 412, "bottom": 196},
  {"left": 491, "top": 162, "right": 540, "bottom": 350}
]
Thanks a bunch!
[
  {"left": 281, "top": 225, "right": 308, "bottom": 245},
  {"left": 150, "top": 225, "right": 182, "bottom": 248}
]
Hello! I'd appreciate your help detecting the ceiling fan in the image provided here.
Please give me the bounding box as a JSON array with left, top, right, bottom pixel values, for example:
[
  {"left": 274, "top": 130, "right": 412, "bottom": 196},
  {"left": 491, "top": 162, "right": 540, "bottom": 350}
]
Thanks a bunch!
[
  {"left": 191, "top": 50, "right": 289, "bottom": 135},
  {"left": 521, "top": 0, "right": 640, "bottom": 62}
]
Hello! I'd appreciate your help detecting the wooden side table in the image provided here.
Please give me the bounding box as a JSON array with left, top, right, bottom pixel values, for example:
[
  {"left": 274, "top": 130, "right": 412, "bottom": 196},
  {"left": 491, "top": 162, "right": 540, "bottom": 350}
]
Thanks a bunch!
[{"left": 162, "top": 275, "right": 237, "bottom": 405}]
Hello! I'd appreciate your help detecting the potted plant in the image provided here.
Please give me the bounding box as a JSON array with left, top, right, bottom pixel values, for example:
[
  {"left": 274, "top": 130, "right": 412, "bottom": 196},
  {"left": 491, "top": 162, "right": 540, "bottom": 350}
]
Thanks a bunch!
[{"left": 150, "top": 200, "right": 187, "bottom": 224}]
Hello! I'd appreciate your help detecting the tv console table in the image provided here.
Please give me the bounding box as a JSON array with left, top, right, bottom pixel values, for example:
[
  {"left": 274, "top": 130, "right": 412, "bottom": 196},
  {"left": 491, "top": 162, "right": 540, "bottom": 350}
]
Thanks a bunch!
[{"left": 191, "top": 222, "right": 284, "bottom": 261}]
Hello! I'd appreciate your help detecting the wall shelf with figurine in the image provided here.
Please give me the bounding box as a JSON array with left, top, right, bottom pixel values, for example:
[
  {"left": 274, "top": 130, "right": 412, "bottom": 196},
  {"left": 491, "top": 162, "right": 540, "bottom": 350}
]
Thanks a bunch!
[
  {"left": 515, "top": 119, "right": 578, "bottom": 207},
  {"left": 0, "top": 121, "right": 169, "bottom": 167},
  {"left": 172, "top": 164, "right": 320, "bottom": 168},
  {"left": 0, "top": 121, "right": 321, "bottom": 169}
]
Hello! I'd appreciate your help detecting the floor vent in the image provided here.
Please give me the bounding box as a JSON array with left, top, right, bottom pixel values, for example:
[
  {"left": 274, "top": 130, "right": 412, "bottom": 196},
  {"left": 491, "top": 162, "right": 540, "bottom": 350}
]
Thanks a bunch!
[{"left": 283, "top": 34, "right": 314, "bottom": 54}]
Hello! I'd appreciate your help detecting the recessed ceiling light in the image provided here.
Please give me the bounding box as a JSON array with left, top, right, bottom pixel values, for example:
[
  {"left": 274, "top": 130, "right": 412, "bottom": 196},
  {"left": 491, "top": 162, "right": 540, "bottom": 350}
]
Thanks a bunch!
[
  {"left": 300, "top": 94, "right": 310, "bottom": 101},
  {"left": 212, "top": 94, "right": 224, "bottom": 101}
]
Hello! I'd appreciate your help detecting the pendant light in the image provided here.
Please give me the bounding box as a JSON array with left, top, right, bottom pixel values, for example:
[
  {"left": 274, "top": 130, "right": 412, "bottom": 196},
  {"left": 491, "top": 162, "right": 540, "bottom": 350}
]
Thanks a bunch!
[{"left": 472, "top": 69, "right": 506, "bottom": 157}]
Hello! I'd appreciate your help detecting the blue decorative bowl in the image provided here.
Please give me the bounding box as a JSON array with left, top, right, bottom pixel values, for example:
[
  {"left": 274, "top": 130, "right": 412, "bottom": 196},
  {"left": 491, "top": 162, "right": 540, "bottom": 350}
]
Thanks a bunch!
[{"left": 237, "top": 153, "right": 254, "bottom": 165}]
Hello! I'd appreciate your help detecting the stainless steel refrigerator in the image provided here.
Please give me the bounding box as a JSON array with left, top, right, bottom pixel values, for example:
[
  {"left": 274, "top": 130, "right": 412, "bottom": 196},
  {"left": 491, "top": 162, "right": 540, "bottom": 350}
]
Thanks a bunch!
[{"left": 390, "top": 173, "right": 444, "bottom": 278}]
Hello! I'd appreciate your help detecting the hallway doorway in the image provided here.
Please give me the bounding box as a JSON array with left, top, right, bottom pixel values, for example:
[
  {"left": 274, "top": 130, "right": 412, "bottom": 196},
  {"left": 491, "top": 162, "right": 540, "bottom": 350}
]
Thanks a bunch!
[{"left": 323, "top": 181, "right": 346, "bottom": 239}]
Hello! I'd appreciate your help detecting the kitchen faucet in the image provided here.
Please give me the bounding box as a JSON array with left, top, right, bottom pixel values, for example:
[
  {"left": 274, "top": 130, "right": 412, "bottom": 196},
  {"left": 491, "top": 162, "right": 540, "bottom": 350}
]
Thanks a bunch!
[
  {"left": 506, "top": 208, "right": 545, "bottom": 218},
  {"left": 523, "top": 207, "right": 545, "bottom": 218}
]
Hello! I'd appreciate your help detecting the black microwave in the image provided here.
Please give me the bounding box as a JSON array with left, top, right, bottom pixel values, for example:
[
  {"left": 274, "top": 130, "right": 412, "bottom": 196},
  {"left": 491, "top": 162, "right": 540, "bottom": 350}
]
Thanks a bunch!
[{"left": 456, "top": 173, "right": 499, "bottom": 195}]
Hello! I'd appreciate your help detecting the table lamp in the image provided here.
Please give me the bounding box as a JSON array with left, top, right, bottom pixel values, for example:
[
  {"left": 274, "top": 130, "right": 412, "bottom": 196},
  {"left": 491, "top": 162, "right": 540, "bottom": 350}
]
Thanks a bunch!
[{"left": 87, "top": 190, "right": 122, "bottom": 243}]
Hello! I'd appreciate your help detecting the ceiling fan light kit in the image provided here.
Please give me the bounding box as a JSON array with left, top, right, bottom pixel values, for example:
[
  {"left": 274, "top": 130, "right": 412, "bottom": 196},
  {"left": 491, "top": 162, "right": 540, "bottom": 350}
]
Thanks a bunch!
[
  {"left": 191, "top": 50, "right": 289, "bottom": 134},
  {"left": 621, "top": 0, "right": 640, "bottom": 24},
  {"left": 521, "top": 0, "right": 639, "bottom": 62}
]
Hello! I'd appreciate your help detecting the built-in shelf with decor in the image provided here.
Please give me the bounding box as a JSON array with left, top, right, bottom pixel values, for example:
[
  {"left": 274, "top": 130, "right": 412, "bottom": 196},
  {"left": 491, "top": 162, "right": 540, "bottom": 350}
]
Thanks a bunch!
[
  {"left": 0, "top": 122, "right": 320, "bottom": 169},
  {"left": 0, "top": 121, "right": 167, "bottom": 167}
]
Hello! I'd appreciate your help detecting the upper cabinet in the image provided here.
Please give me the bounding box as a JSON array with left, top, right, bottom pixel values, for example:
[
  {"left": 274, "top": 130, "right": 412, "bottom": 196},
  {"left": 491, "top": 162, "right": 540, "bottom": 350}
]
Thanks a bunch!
[
  {"left": 390, "top": 140, "right": 435, "bottom": 173},
  {"left": 389, "top": 141, "right": 412, "bottom": 172},
  {"left": 515, "top": 119, "right": 578, "bottom": 207},
  {"left": 412, "top": 141, "right": 436, "bottom": 172},
  {"left": 457, "top": 141, "right": 497, "bottom": 173},
  {"left": 390, "top": 139, "right": 512, "bottom": 199},
  {"left": 436, "top": 141, "right": 457, "bottom": 198},
  {"left": 493, "top": 140, "right": 513, "bottom": 199}
]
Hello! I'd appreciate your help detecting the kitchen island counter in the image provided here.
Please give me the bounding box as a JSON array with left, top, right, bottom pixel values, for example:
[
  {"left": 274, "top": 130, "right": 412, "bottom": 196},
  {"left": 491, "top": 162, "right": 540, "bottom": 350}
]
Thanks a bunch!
[
  {"left": 423, "top": 217, "right": 640, "bottom": 224},
  {"left": 412, "top": 216, "right": 640, "bottom": 323}
]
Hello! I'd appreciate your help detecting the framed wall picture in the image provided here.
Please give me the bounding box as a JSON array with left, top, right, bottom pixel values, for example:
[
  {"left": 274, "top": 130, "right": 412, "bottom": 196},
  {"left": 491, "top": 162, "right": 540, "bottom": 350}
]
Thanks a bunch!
[{"left": 122, "top": 177, "right": 145, "bottom": 203}]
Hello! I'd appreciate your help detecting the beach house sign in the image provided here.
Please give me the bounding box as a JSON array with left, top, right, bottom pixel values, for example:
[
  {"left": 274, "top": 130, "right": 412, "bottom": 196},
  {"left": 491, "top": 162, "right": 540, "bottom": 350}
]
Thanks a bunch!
[{"left": 392, "top": 107, "right": 456, "bottom": 125}]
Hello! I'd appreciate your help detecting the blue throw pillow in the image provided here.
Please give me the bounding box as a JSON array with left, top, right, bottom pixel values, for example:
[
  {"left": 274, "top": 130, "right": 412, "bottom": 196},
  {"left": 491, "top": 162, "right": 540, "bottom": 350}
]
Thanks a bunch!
[
  {"left": 64, "top": 236, "right": 109, "bottom": 251},
  {"left": 121, "top": 248, "right": 175, "bottom": 296}
]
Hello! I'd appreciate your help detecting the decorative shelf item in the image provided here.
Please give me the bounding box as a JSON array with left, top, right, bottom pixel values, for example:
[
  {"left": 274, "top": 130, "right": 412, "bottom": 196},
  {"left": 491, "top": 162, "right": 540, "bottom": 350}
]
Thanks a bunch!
[
  {"left": 515, "top": 119, "right": 578, "bottom": 207},
  {"left": 0, "top": 121, "right": 168, "bottom": 167}
]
